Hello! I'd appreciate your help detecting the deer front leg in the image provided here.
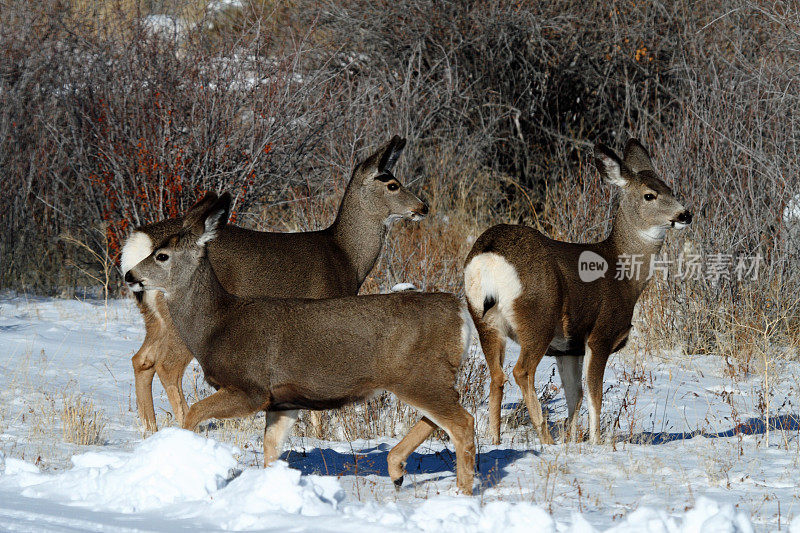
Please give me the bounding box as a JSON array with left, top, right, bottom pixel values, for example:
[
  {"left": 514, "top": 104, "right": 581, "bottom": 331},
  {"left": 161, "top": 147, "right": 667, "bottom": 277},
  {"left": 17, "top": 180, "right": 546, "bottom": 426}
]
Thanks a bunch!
[
  {"left": 305, "top": 410, "right": 323, "bottom": 438},
  {"left": 585, "top": 340, "right": 611, "bottom": 445},
  {"left": 132, "top": 345, "right": 158, "bottom": 433},
  {"left": 155, "top": 341, "right": 194, "bottom": 427},
  {"left": 263, "top": 410, "right": 299, "bottom": 465},
  {"left": 182, "top": 387, "right": 258, "bottom": 432}
]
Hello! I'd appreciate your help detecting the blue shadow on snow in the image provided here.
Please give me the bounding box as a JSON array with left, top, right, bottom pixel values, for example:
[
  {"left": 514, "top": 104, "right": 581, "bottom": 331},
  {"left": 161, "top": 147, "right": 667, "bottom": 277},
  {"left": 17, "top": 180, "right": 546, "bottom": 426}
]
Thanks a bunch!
[
  {"left": 623, "top": 414, "right": 800, "bottom": 445},
  {"left": 282, "top": 443, "right": 530, "bottom": 488}
]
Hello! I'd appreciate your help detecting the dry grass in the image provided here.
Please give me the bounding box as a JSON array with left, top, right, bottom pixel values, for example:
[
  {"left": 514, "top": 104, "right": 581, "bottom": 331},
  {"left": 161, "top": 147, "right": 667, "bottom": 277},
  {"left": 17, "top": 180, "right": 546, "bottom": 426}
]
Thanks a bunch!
[
  {"left": 4, "top": 0, "right": 800, "bottom": 466},
  {"left": 59, "top": 394, "right": 106, "bottom": 446}
]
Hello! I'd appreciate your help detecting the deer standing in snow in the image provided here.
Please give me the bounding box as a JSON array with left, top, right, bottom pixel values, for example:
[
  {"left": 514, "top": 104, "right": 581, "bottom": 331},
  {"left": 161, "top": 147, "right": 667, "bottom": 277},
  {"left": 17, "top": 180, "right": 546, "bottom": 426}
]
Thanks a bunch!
[
  {"left": 120, "top": 136, "right": 427, "bottom": 437},
  {"left": 464, "top": 140, "right": 692, "bottom": 445},
  {"left": 125, "top": 192, "right": 476, "bottom": 494}
]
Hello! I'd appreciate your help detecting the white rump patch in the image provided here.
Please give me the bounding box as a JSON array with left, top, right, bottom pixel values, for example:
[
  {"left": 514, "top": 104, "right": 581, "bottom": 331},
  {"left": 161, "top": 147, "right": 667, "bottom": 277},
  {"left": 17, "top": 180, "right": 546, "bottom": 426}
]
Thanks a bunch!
[
  {"left": 464, "top": 252, "right": 523, "bottom": 331},
  {"left": 638, "top": 225, "right": 667, "bottom": 243},
  {"left": 120, "top": 231, "right": 153, "bottom": 275}
]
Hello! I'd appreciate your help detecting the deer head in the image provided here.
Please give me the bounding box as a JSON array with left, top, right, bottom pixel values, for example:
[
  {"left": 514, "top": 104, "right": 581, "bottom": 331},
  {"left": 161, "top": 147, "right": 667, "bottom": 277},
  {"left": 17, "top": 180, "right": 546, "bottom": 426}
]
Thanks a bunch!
[
  {"left": 351, "top": 135, "right": 428, "bottom": 223},
  {"left": 124, "top": 192, "right": 231, "bottom": 298},
  {"left": 594, "top": 139, "right": 692, "bottom": 243}
]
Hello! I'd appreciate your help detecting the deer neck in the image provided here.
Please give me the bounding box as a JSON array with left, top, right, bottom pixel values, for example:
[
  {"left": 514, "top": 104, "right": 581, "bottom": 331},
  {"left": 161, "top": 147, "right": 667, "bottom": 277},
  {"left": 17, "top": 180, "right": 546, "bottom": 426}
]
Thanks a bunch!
[
  {"left": 164, "top": 255, "right": 232, "bottom": 366},
  {"left": 329, "top": 180, "right": 389, "bottom": 285},
  {"left": 602, "top": 210, "right": 666, "bottom": 294}
]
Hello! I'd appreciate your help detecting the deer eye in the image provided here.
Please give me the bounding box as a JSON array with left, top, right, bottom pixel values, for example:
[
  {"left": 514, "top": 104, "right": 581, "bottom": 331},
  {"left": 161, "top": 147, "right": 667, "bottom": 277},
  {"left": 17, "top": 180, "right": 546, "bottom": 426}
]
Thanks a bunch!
[
  {"left": 155, "top": 253, "right": 169, "bottom": 262},
  {"left": 387, "top": 183, "right": 400, "bottom": 191},
  {"left": 644, "top": 193, "right": 657, "bottom": 201}
]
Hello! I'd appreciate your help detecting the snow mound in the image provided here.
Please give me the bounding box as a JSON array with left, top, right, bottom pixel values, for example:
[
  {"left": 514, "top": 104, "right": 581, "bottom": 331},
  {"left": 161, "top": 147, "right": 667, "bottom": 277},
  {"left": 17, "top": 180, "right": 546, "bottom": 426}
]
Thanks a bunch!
[
  {"left": 0, "top": 427, "right": 756, "bottom": 532},
  {"left": 391, "top": 282, "right": 419, "bottom": 292},
  {"left": 0, "top": 429, "right": 345, "bottom": 528},
  {"left": 202, "top": 463, "right": 344, "bottom": 529},
  {"left": 409, "top": 497, "right": 556, "bottom": 532},
  {"left": 346, "top": 496, "right": 752, "bottom": 533},
  {"left": 347, "top": 497, "right": 571, "bottom": 532},
  {"left": 606, "top": 497, "right": 753, "bottom": 533},
  {"left": 5, "top": 428, "right": 239, "bottom": 512}
]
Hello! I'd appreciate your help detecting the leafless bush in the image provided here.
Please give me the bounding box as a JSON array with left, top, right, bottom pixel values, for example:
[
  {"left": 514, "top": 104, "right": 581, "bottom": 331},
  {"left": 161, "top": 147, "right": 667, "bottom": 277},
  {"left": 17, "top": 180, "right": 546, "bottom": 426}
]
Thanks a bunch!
[{"left": 2, "top": 0, "right": 800, "bottom": 362}]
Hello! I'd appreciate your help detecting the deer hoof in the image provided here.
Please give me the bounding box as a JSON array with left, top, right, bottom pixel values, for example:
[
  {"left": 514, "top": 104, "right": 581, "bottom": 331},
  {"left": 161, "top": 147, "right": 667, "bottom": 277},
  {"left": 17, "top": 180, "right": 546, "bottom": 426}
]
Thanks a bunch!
[{"left": 393, "top": 476, "right": 404, "bottom": 489}]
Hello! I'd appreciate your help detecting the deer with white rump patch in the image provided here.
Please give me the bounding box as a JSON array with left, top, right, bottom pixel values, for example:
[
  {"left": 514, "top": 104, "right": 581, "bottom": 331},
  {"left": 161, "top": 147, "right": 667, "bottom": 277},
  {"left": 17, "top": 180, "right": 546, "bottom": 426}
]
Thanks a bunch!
[
  {"left": 125, "top": 192, "right": 476, "bottom": 494},
  {"left": 120, "top": 136, "right": 427, "bottom": 435},
  {"left": 464, "top": 139, "right": 692, "bottom": 445}
]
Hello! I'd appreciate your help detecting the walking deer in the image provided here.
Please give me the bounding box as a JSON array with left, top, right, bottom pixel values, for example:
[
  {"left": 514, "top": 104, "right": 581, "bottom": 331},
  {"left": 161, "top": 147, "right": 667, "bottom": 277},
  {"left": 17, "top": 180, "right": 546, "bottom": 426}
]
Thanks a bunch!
[
  {"left": 120, "top": 136, "right": 427, "bottom": 434},
  {"left": 464, "top": 139, "right": 692, "bottom": 445},
  {"left": 125, "top": 192, "right": 476, "bottom": 494}
]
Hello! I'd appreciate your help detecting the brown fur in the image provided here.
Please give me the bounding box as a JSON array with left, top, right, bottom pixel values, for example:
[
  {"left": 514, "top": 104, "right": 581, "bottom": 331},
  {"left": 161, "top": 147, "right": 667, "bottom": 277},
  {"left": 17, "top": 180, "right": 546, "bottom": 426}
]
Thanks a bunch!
[
  {"left": 123, "top": 136, "right": 427, "bottom": 432},
  {"left": 464, "top": 139, "right": 692, "bottom": 445},
  {"left": 126, "top": 193, "right": 476, "bottom": 494}
]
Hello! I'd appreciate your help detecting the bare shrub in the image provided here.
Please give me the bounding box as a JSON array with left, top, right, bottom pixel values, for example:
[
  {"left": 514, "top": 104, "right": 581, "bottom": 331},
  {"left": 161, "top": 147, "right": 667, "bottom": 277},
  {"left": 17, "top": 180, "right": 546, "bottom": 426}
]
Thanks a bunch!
[{"left": 2, "top": 0, "right": 800, "bottom": 400}]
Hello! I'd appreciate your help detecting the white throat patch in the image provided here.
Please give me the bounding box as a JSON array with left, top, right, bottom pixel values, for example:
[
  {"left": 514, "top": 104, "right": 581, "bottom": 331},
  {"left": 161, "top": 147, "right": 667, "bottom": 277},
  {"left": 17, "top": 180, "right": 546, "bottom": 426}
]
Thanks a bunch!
[
  {"left": 383, "top": 214, "right": 403, "bottom": 227},
  {"left": 638, "top": 226, "right": 667, "bottom": 243}
]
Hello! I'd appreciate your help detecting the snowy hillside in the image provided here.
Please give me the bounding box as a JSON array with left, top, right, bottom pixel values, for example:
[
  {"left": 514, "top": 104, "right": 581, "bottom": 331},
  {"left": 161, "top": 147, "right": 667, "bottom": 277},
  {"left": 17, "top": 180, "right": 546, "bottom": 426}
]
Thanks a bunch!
[{"left": 0, "top": 295, "right": 798, "bottom": 531}]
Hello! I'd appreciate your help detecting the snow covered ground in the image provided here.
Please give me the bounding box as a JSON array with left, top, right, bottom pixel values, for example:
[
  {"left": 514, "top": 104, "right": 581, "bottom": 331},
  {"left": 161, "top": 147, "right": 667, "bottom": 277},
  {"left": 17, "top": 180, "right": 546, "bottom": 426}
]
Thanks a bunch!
[{"left": 0, "top": 294, "right": 798, "bottom": 532}]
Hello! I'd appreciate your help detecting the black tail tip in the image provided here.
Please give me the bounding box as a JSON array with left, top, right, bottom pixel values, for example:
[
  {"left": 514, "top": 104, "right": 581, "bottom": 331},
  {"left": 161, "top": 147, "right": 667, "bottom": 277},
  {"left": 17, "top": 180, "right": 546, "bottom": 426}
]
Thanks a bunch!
[
  {"left": 482, "top": 296, "right": 496, "bottom": 317},
  {"left": 393, "top": 476, "right": 404, "bottom": 489}
]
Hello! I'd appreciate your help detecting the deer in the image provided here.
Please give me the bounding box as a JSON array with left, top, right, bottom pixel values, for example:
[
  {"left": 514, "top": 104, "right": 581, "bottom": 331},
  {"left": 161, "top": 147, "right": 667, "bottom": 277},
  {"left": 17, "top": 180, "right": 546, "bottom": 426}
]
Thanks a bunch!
[
  {"left": 464, "top": 139, "right": 692, "bottom": 446},
  {"left": 120, "top": 136, "right": 427, "bottom": 437},
  {"left": 124, "top": 192, "right": 476, "bottom": 494}
]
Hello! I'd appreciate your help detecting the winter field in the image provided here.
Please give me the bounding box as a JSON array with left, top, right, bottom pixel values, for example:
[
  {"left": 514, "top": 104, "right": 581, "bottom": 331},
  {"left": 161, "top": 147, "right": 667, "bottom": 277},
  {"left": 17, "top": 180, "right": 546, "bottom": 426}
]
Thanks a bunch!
[{"left": 0, "top": 294, "right": 798, "bottom": 532}]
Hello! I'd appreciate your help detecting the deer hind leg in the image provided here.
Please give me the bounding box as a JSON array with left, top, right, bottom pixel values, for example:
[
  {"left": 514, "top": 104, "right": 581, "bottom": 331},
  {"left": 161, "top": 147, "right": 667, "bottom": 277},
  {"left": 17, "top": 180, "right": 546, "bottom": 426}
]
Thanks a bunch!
[
  {"left": 470, "top": 306, "right": 507, "bottom": 445},
  {"left": 512, "top": 309, "right": 556, "bottom": 445},
  {"left": 155, "top": 337, "right": 194, "bottom": 427},
  {"left": 387, "top": 417, "right": 436, "bottom": 488},
  {"left": 263, "top": 410, "right": 299, "bottom": 466},
  {"left": 132, "top": 343, "right": 158, "bottom": 433},
  {"left": 556, "top": 355, "right": 584, "bottom": 442},
  {"left": 395, "top": 387, "right": 476, "bottom": 495},
  {"left": 182, "top": 387, "right": 259, "bottom": 432},
  {"left": 585, "top": 340, "right": 611, "bottom": 445}
]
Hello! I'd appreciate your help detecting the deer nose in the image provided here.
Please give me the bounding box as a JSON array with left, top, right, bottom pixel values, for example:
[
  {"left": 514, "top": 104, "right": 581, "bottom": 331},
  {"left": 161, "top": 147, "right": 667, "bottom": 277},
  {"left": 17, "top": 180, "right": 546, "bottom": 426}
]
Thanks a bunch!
[
  {"left": 124, "top": 271, "right": 136, "bottom": 284},
  {"left": 419, "top": 203, "right": 429, "bottom": 216},
  {"left": 676, "top": 211, "right": 692, "bottom": 224}
]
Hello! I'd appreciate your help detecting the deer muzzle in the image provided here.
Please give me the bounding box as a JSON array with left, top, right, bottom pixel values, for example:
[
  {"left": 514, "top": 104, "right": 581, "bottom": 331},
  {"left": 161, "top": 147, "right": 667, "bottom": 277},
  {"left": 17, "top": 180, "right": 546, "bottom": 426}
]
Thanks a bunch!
[
  {"left": 124, "top": 270, "right": 145, "bottom": 293},
  {"left": 671, "top": 210, "right": 692, "bottom": 229},
  {"left": 409, "top": 202, "right": 429, "bottom": 221}
]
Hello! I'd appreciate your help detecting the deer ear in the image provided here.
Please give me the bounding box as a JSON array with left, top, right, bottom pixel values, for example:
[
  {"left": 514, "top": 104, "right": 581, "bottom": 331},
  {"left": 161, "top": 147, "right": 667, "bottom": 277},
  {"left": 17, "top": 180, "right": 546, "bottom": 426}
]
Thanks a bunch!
[
  {"left": 197, "top": 193, "right": 231, "bottom": 246},
  {"left": 182, "top": 192, "right": 219, "bottom": 233},
  {"left": 593, "top": 144, "right": 628, "bottom": 187},
  {"left": 378, "top": 135, "right": 406, "bottom": 172},
  {"left": 359, "top": 136, "right": 406, "bottom": 182},
  {"left": 623, "top": 139, "right": 654, "bottom": 174}
]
